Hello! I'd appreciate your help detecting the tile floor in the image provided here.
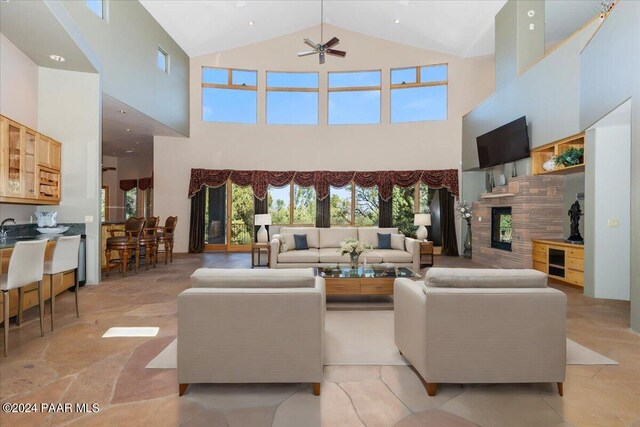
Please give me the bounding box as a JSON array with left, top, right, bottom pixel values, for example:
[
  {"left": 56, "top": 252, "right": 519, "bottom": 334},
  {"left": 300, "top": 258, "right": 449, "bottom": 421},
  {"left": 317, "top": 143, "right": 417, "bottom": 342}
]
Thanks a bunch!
[{"left": 1, "top": 253, "right": 639, "bottom": 427}]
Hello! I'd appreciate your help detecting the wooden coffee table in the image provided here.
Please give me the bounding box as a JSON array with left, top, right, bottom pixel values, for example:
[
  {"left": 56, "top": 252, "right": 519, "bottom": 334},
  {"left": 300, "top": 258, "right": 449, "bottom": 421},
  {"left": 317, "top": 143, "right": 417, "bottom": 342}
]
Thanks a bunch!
[{"left": 317, "top": 267, "right": 420, "bottom": 296}]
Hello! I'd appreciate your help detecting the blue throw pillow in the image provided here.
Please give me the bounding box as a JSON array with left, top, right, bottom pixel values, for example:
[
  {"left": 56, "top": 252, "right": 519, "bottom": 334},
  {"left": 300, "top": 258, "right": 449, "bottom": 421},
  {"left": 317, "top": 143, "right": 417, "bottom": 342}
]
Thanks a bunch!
[
  {"left": 294, "top": 234, "right": 309, "bottom": 250},
  {"left": 377, "top": 233, "right": 392, "bottom": 249}
]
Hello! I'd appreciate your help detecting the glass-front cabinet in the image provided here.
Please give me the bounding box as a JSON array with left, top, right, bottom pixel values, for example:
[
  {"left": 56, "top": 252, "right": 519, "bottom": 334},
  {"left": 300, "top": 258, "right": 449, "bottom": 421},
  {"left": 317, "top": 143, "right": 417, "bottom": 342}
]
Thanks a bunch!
[{"left": 0, "top": 115, "right": 62, "bottom": 204}]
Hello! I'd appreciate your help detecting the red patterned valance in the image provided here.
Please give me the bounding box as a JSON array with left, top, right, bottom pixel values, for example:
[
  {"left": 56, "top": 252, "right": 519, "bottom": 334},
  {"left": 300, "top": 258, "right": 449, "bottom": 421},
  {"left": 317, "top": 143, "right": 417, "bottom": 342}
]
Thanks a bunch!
[
  {"left": 120, "top": 179, "right": 138, "bottom": 192},
  {"left": 189, "top": 169, "right": 458, "bottom": 201},
  {"left": 138, "top": 176, "right": 153, "bottom": 191}
]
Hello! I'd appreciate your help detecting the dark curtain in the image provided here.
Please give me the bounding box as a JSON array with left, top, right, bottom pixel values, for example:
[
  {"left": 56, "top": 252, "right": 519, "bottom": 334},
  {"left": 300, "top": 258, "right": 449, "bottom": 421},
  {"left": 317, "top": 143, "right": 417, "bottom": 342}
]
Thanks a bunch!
[
  {"left": 378, "top": 195, "right": 392, "bottom": 228},
  {"left": 428, "top": 189, "right": 442, "bottom": 246},
  {"left": 439, "top": 188, "right": 459, "bottom": 256},
  {"left": 315, "top": 197, "right": 331, "bottom": 228},
  {"left": 188, "top": 187, "right": 206, "bottom": 253},
  {"left": 254, "top": 196, "right": 268, "bottom": 242}
]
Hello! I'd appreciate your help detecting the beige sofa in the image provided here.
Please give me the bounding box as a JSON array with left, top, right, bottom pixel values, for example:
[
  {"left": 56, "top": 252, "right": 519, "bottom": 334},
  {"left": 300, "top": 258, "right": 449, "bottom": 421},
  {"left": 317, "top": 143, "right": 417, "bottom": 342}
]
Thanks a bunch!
[
  {"left": 394, "top": 268, "right": 566, "bottom": 396},
  {"left": 178, "top": 268, "right": 325, "bottom": 396},
  {"left": 270, "top": 227, "right": 420, "bottom": 271}
]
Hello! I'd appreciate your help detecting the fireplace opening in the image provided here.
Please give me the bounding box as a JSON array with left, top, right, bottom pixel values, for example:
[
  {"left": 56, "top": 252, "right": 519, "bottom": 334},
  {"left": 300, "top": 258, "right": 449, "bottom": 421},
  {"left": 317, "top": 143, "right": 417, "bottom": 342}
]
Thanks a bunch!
[{"left": 491, "top": 207, "right": 512, "bottom": 251}]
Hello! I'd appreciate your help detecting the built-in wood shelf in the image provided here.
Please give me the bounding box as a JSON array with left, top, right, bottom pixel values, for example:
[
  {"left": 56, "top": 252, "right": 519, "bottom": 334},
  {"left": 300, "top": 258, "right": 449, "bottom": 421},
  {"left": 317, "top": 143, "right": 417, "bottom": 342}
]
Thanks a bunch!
[
  {"left": 531, "top": 132, "right": 585, "bottom": 176},
  {"left": 480, "top": 192, "right": 515, "bottom": 199}
]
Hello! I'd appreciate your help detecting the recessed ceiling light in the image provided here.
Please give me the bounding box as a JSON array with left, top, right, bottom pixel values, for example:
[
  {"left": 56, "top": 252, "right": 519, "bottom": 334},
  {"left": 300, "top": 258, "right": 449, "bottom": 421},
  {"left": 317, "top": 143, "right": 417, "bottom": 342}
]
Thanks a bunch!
[
  {"left": 49, "top": 54, "right": 65, "bottom": 62},
  {"left": 248, "top": 20, "right": 254, "bottom": 26},
  {"left": 125, "top": 128, "right": 132, "bottom": 132},
  {"left": 125, "top": 149, "right": 135, "bottom": 153},
  {"left": 135, "top": 141, "right": 140, "bottom": 145},
  {"left": 394, "top": 19, "right": 400, "bottom": 24},
  {"left": 118, "top": 110, "right": 126, "bottom": 114}
]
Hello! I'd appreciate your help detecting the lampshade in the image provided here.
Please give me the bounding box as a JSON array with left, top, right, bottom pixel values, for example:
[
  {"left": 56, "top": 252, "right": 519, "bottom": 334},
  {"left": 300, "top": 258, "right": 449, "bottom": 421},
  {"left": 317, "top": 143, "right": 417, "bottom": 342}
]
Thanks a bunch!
[
  {"left": 414, "top": 213, "right": 431, "bottom": 226},
  {"left": 254, "top": 214, "right": 272, "bottom": 226}
]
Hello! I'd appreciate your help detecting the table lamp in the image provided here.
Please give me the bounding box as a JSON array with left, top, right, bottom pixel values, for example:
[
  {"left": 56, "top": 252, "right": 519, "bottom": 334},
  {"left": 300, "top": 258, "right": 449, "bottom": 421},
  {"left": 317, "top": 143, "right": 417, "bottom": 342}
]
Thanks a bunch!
[
  {"left": 414, "top": 213, "right": 431, "bottom": 241},
  {"left": 255, "top": 214, "right": 272, "bottom": 243}
]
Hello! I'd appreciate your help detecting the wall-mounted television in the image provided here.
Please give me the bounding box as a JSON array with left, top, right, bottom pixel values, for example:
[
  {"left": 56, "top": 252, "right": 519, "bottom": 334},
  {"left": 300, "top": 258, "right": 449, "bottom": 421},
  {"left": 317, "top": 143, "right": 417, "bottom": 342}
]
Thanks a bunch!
[{"left": 476, "top": 116, "right": 530, "bottom": 169}]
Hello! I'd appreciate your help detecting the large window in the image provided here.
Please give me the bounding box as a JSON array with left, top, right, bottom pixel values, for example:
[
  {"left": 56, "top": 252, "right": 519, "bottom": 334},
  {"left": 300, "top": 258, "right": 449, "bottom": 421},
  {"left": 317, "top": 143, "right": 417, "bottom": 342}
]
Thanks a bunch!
[
  {"left": 392, "top": 184, "right": 432, "bottom": 237},
  {"left": 328, "top": 71, "right": 381, "bottom": 125},
  {"left": 391, "top": 64, "right": 447, "bottom": 123},
  {"left": 355, "top": 186, "right": 378, "bottom": 226},
  {"left": 267, "top": 72, "right": 318, "bottom": 125},
  {"left": 202, "top": 67, "right": 257, "bottom": 124},
  {"left": 268, "top": 184, "right": 316, "bottom": 225},
  {"left": 101, "top": 186, "right": 109, "bottom": 222},
  {"left": 329, "top": 184, "right": 378, "bottom": 226}
]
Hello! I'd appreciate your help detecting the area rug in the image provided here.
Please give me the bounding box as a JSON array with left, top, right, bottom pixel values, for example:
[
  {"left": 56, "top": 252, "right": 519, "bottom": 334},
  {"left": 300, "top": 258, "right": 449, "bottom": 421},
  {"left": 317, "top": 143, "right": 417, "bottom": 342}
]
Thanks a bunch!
[{"left": 146, "top": 310, "right": 617, "bottom": 369}]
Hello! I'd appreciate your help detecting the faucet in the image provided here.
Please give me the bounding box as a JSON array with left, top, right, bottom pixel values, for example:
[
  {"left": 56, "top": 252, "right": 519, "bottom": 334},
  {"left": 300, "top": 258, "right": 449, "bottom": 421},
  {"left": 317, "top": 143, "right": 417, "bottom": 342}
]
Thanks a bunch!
[{"left": 0, "top": 218, "right": 16, "bottom": 239}]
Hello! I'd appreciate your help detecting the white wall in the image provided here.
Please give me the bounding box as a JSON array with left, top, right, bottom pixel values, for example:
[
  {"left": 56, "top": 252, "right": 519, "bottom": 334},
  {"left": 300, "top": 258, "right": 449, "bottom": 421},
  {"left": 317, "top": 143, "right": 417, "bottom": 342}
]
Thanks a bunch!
[
  {"left": 579, "top": 0, "right": 640, "bottom": 331},
  {"left": 0, "top": 33, "right": 42, "bottom": 223},
  {"left": 584, "top": 125, "right": 631, "bottom": 301},
  {"left": 37, "top": 68, "right": 101, "bottom": 285},
  {"left": 154, "top": 25, "right": 496, "bottom": 253}
]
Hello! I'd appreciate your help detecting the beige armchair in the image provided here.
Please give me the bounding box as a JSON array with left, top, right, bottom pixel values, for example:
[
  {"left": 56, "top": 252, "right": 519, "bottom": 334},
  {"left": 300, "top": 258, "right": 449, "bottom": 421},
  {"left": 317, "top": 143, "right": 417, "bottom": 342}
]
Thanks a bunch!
[
  {"left": 178, "top": 268, "right": 325, "bottom": 396},
  {"left": 394, "top": 268, "right": 566, "bottom": 396}
]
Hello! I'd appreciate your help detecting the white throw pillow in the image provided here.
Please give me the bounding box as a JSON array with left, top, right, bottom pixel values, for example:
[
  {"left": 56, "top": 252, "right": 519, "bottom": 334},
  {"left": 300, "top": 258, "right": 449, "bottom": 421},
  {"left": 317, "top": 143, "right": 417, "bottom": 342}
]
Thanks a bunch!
[
  {"left": 390, "top": 234, "right": 405, "bottom": 251},
  {"left": 281, "top": 233, "right": 296, "bottom": 252}
]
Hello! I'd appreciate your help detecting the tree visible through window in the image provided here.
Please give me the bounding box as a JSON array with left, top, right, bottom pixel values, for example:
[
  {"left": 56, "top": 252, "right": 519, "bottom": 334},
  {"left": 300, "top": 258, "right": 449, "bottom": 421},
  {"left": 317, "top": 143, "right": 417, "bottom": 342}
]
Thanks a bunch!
[
  {"left": 268, "top": 184, "right": 316, "bottom": 225},
  {"left": 355, "top": 187, "right": 378, "bottom": 226},
  {"left": 330, "top": 185, "right": 353, "bottom": 225},
  {"left": 124, "top": 188, "right": 137, "bottom": 219}
]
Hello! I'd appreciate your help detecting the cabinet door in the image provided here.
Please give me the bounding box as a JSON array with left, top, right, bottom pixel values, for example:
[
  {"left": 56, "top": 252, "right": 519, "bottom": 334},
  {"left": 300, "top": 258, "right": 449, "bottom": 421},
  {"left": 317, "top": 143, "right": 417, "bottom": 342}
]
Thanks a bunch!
[
  {"left": 0, "top": 117, "right": 6, "bottom": 196},
  {"left": 49, "top": 140, "right": 61, "bottom": 170},
  {"left": 23, "top": 129, "right": 37, "bottom": 199},
  {"left": 4, "top": 120, "right": 22, "bottom": 197},
  {"left": 37, "top": 135, "right": 50, "bottom": 166}
]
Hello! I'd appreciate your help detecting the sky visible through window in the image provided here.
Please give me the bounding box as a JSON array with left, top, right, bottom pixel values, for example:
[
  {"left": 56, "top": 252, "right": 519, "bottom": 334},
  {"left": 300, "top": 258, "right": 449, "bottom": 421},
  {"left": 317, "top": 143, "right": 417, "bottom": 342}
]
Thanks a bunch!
[
  {"left": 329, "top": 71, "right": 381, "bottom": 125},
  {"left": 267, "top": 72, "right": 318, "bottom": 125},
  {"left": 86, "top": 0, "right": 103, "bottom": 18}
]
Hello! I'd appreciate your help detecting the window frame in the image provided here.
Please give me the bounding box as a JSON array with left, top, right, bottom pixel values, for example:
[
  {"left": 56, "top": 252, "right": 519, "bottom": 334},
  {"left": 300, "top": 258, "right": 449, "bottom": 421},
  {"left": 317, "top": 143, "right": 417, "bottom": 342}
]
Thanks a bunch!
[
  {"left": 328, "top": 70, "right": 382, "bottom": 125},
  {"left": 390, "top": 63, "right": 448, "bottom": 123},
  {"left": 268, "top": 183, "right": 316, "bottom": 226},
  {"left": 266, "top": 71, "right": 319, "bottom": 125},
  {"left": 101, "top": 185, "right": 109, "bottom": 222},
  {"left": 124, "top": 187, "right": 138, "bottom": 220},
  {"left": 201, "top": 66, "right": 258, "bottom": 124},
  {"left": 157, "top": 47, "right": 169, "bottom": 74},
  {"left": 86, "top": 0, "right": 107, "bottom": 20}
]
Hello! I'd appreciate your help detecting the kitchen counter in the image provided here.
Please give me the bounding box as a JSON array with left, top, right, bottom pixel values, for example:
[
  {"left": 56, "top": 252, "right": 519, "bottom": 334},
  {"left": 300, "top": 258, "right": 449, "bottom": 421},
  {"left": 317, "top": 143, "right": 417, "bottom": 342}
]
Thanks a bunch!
[{"left": 0, "top": 230, "right": 83, "bottom": 249}]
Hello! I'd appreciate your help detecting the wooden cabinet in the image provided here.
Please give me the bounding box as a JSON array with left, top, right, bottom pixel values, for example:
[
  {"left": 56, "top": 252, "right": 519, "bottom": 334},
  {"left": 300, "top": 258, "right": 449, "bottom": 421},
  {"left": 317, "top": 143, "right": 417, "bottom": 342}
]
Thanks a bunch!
[
  {"left": 419, "top": 241, "right": 434, "bottom": 267},
  {"left": 0, "top": 115, "right": 62, "bottom": 205},
  {"left": 531, "top": 132, "right": 585, "bottom": 176},
  {"left": 532, "top": 239, "right": 584, "bottom": 289}
]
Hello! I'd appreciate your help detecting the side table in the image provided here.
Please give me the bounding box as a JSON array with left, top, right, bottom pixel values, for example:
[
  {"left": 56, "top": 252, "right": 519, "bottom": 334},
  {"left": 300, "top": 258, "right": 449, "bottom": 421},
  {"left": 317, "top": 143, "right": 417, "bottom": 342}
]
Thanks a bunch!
[
  {"left": 252, "top": 242, "right": 271, "bottom": 268},
  {"left": 419, "top": 241, "right": 434, "bottom": 267}
]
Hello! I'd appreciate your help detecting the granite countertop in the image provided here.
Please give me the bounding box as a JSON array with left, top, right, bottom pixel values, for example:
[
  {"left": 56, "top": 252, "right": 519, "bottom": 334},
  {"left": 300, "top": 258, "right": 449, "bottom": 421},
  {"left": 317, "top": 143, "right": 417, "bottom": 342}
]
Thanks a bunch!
[{"left": 0, "top": 223, "right": 85, "bottom": 250}]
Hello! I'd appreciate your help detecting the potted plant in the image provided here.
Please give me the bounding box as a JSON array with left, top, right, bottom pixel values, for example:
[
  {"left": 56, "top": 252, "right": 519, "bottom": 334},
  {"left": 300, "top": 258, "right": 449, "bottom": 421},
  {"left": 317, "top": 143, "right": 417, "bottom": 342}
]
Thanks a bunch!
[
  {"left": 554, "top": 147, "right": 584, "bottom": 167},
  {"left": 338, "top": 238, "right": 371, "bottom": 269}
]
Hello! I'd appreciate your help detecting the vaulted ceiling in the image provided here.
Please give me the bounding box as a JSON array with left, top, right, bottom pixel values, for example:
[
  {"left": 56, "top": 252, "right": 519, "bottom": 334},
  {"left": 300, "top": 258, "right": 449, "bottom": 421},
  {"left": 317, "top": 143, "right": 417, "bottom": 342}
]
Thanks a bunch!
[{"left": 140, "top": 0, "right": 602, "bottom": 58}]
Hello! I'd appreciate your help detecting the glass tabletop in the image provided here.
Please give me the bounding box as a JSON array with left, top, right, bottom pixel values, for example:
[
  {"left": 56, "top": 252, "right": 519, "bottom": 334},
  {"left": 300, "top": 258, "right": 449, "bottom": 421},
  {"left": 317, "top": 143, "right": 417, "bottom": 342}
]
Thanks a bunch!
[{"left": 316, "top": 266, "right": 420, "bottom": 279}]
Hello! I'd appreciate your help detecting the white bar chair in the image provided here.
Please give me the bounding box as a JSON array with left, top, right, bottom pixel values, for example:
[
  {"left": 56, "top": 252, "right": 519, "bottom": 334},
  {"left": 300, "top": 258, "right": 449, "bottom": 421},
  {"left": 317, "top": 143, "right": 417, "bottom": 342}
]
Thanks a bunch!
[
  {"left": 1, "top": 239, "right": 48, "bottom": 357},
  {"left": 43, "top": 235, "right": 81, "bottom": 331}
]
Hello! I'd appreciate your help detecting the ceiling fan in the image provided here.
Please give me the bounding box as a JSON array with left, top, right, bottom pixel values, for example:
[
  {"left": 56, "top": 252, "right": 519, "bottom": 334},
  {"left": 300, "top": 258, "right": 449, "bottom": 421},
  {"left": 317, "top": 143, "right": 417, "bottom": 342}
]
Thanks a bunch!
[
  {"left": 102, "top": 165, "right": 116, "bottom": 172},
  {"left": 297, "top": 0, "right": 346, "bottom": 64}
]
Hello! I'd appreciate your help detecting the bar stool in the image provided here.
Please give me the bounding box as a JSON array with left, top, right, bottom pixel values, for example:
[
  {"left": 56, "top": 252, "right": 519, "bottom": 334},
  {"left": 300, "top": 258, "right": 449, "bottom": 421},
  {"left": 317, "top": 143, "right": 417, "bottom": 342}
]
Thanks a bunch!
[
  {"left": 156, "top": 216, "right": 178, "bottom": 265},
  {"left": 138, "top": 216, "right": 159, "bottom": 270},
  {"left": 1, "top": 239, "right": 48, "bottom": 357},
  {"left": 42, "top": 235, "right": 81, "bottom": 331},
  {"left": 105, "top": 217, "right": 144, "bottom": 277}
]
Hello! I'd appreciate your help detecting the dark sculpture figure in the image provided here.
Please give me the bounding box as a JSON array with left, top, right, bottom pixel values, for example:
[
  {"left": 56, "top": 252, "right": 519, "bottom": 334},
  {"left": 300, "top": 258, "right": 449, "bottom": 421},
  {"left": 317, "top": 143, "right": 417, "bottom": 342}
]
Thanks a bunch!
[{"left": 567, "top": 200, "right": 584, "bottom": 243}]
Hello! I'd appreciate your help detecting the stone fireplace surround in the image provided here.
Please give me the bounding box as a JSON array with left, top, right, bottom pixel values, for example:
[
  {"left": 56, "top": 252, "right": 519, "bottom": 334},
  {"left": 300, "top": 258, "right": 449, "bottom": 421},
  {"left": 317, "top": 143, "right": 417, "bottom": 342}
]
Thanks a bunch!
[{"left": 472, "top": 175, "right": 565, "bottom": 269}]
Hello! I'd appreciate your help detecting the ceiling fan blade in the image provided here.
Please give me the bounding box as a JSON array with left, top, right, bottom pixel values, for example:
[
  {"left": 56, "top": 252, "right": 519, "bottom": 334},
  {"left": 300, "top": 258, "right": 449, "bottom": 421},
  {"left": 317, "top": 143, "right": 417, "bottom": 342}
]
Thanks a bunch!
[
  {"left": 304, "top": 38, "right": 319, "bottom": 49},
  {"left": 319, "top": 51, "right": 325, "bottom": 64},
  {"left": 297, "top": 50, "right": 318, "bottom": 57},
  {"left": 326, "top": 48, "right": 346, "bottom": 58},
  {"left": 323, "top": 36, "right": 340, "bottom": 49}
]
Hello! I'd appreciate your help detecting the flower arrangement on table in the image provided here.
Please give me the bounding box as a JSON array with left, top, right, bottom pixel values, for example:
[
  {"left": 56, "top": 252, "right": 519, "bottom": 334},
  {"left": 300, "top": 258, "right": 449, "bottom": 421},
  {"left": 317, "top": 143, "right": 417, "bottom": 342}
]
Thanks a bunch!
[
  {"left": 456, "top": 201, "right": 473, "bottom": 225},
  {"left": 339, "top": 238, "right": 371, "bottom": 269}
]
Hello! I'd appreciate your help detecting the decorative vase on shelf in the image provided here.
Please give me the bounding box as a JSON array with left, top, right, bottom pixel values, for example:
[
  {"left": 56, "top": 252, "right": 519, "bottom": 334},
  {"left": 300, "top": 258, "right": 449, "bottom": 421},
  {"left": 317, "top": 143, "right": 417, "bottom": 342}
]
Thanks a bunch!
[
  {"left": 543, "top": 158, "right": 556, "bottom": 172},
  {"left": 350, "top": 253, "right": 360, "bottom": 270},
  {"left": 463, "top": 220, "right": 472, "bottom": 259}
]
